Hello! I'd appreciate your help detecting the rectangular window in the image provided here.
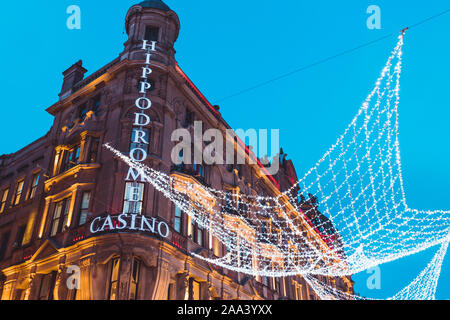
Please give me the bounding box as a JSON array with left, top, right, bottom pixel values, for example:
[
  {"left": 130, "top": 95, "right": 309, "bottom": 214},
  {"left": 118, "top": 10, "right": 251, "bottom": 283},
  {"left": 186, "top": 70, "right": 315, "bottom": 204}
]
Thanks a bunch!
[
  {"left": 144, "top": 26, "right": 159, "bottom": 42},
  {"left": 78, "top": 191, "right": 91, "bottom": 226},
  {"left": 196, "top": 224, "right": 203, "bottom": 247},
  {"left": 0, "top": 231, "right": 11, "bottom": 260},
  {"left": 0, "top": 188, "right": 9, "bottom": 214},
  {"left": 27, "top": 173, "right": 40, "bottom": 200},
  {"left": 79, "top": 103, "right": 87, "bottom": 122},
  {"left": 16, "top": 225, "right": 26, "bottom": 248},
  {"left": 88, "top": 138, "right": 100, "bottom": 163},
  {"left": 38, "top": 272, "right": 57, "bottom": 300},
  {"left": 49, "top": 197, "right": 71, "bottom": 237},
  {"left": 108, "top": 257, "right": 121, "bottom": 300},
  {"left": 174, "top": 206, "right": 182, "bottom": 233},
  {"left": 62, "top": 145, "right": 81, "bottom": 172},
  {"left": 123, "top": 182, "right": 144, "bottom": 215},
  {"left": 92, "top": 96, "right": 102, "bottom": 116},
  {"left": 14, "top": 180, "right": 24, "bottom": 206},
  {"left": 129, "top": 258, "right": 141, "bottom": 300},
  {"left": 184, "top": 110, "right": 194, "bottom": 127}
]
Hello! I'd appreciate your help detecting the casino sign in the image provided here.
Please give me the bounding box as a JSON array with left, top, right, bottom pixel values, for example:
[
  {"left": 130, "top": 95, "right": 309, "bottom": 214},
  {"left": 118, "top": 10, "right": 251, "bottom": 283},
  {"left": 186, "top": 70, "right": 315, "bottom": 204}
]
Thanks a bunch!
[{"left": 89, "top": 214, "right": 170, "bottom": 238}]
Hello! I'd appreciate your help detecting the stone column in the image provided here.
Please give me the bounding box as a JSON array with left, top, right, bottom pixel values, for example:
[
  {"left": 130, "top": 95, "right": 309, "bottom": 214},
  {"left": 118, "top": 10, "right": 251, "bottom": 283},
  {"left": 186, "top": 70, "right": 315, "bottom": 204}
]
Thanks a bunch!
[
  {"left": 79, "top": 132, "right": 89, "bottom": 164},
  {"left": 2, "top": 276, "right": 18, "bottom": 301},
  {"left": 53, "top": 257, "right": 69, "bottom": 300},
  {"left": 38, "top": 198, "right": 52, "bottom": 239},
  {"left": 150, "top": 258, "right": 171, "bottom": 300},
  {"left": 201, "top": 274, "right": 213, "bottom": 300},
  {"left": 175, "top": 272, "right": 189, "bottom": 300},
  {"left": 24, "top": 265, "right": 38, "bottom": 300},
  {"left": 117, "top": 252, "right": 133, "bottom": 300},
  {"left": 0, "top": 276, "right": 4, "bottom": 300},
  {"left": 78, "top": 257, "right": 96, "bottom": 300}
]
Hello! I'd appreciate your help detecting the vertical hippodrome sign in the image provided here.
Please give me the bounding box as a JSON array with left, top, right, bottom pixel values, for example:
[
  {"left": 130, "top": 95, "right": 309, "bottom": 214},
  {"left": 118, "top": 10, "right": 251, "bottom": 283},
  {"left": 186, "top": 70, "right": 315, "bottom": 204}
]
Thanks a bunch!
[{"left": 126, "top": 40, "right": 157, "bottom": 210}]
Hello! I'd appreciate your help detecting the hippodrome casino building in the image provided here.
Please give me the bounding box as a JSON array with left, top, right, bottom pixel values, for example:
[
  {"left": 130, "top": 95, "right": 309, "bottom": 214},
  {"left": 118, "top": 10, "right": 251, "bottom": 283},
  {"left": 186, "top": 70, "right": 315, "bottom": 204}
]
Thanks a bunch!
[{"left": 0, "top": 0, "right": 354, "bottom": 300}]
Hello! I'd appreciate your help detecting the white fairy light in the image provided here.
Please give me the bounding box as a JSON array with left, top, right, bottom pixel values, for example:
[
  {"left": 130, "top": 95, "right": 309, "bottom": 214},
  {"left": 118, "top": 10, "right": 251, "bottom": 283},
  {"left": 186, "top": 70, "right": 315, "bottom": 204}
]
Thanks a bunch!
[{"left": 104, "top": 33, "right": 450, "bottom": 299}]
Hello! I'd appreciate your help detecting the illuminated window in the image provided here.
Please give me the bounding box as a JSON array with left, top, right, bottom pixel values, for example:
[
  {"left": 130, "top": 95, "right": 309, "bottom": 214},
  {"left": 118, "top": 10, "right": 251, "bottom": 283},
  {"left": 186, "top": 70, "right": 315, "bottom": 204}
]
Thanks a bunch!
[
  {"left": 27, "top": 173, "right": 40, "bottom": 200},
  {"left": 49, "top": 197, "right": 71, "bottom": 237},
  {"left": 13, "top": 180, "right": 24, "bottom": 206},
  {"left": 108, "top": 257, "right": 121, "bottom": 300},
  {"left": 129, "top": 258, "right": 141, "bottom": 300},
  {"left": 174, "top": 206, "right": 182, "bottom": 233},
  {"left": 38, "top": 272, "right": 57, "bottom": 300},
  {"left": 123, "top": 182, "right": 144, "bottom": 215},
  {"left": 0, "top": 188, "right": 9, "bottom": 214},
  {"left": 144, "top": 26, "right": 159, "bottom": 42},
  {"left": 189, "top": 278, "right": 201, "bottom": 300},
  {"left": 78, "top": 191, "right": 91, "bottom": 226},
  {"left": 187, "top": 215, "right": 204, "bottom": 247}
]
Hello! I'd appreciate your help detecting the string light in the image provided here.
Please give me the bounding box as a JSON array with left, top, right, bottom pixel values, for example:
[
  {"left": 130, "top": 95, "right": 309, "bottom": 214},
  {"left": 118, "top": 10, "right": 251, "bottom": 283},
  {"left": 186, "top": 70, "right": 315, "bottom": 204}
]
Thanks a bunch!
[{"left": 104, "top": 32, "right": 450, "bottom": 299}]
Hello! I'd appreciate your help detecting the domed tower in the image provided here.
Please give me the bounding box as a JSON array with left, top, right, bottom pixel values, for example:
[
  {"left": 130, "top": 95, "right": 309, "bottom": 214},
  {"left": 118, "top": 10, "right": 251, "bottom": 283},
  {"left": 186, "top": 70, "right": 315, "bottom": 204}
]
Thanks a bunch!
[{"left": 121, "top": 0, "right": 180, "bottom": 66}]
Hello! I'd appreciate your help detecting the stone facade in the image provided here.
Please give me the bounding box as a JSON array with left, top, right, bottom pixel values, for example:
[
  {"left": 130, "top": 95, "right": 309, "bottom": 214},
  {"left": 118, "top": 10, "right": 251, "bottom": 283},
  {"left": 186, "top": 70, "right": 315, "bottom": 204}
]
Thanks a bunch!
[{"left": 0, "top": 1, "right": 354, "bottom": 300}]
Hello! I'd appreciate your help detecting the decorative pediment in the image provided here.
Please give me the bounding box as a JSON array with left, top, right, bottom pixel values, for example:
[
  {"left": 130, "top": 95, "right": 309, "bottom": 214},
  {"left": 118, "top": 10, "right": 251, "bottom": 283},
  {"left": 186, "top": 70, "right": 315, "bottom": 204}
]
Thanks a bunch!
[{"left": 29, "top": 239, "right": 61, "bottom": 263}]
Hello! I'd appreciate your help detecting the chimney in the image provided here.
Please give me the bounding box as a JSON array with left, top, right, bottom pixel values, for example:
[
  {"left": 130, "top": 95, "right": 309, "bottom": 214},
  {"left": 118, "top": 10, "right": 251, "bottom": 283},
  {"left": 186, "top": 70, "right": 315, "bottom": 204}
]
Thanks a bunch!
[{"left": 59, "top": 60, "right": 87, "bottom": 100}]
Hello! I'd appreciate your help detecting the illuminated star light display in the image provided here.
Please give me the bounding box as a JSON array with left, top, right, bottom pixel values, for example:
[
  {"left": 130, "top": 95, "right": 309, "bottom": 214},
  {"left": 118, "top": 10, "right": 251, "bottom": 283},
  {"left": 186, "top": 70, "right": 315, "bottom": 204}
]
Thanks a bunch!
[{"left": 105, "top": 33, "right": 450, "bottom": 300}]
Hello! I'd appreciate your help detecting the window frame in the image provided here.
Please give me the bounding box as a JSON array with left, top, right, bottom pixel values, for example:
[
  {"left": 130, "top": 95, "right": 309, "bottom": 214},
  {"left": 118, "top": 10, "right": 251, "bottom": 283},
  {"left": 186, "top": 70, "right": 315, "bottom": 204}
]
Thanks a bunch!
[
  {"left": 174, "top": 205, "right": 183, "bottom": 234},
  {"left": 88, "top": 137, "right": 100, "bottom": 163},
  {"left": 15, "top": 224, "right": 27, "bottom": 248},
  {"left": 27, "top": 172, "right": 40, "bottom": 200},
  {"left": 144, "top": 25, "right": 160, "bottom": 42},
  {"left": 61, "top": 144, "right": 81, "bottom": 173},
  {"left": 108, "top": 257, "right": 121, "bottom": 300},
  {"left": 49, "top": 197, "right": 71, "bottom": 237},
  {"left": 13, "top": 180, "right": 25, "bottom": 206},
  {"left": 129, "top": 257, "right": 141, "bottom": 300},
  {"left": 0, "top": 188, "right": 9, "bottom": 214},
  {"left": 123, "top": 182, "right": 145, "bottom": 215},
  {"left": 92, "top": 95, "right": 102, "bottom": 117},
  {"left": 78, "top": 103, "right": 88, "bottom": 122},
  {"left": 78, "top": 191, "right": 92, "bottom": 226}
]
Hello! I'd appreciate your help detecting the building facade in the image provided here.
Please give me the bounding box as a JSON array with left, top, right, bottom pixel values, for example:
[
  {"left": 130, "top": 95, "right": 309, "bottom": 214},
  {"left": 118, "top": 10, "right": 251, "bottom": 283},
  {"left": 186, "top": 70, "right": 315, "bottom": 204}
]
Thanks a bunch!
[{"left": 0, "top": 0, "right": 354, "bottom": 300}]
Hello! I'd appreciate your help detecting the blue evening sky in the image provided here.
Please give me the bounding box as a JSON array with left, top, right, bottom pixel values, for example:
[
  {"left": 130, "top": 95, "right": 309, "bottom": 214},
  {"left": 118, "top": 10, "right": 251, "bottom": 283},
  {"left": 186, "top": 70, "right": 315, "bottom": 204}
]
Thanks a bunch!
[{"left": 0, "top": 1, "right": 449, "bottom": 299}]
